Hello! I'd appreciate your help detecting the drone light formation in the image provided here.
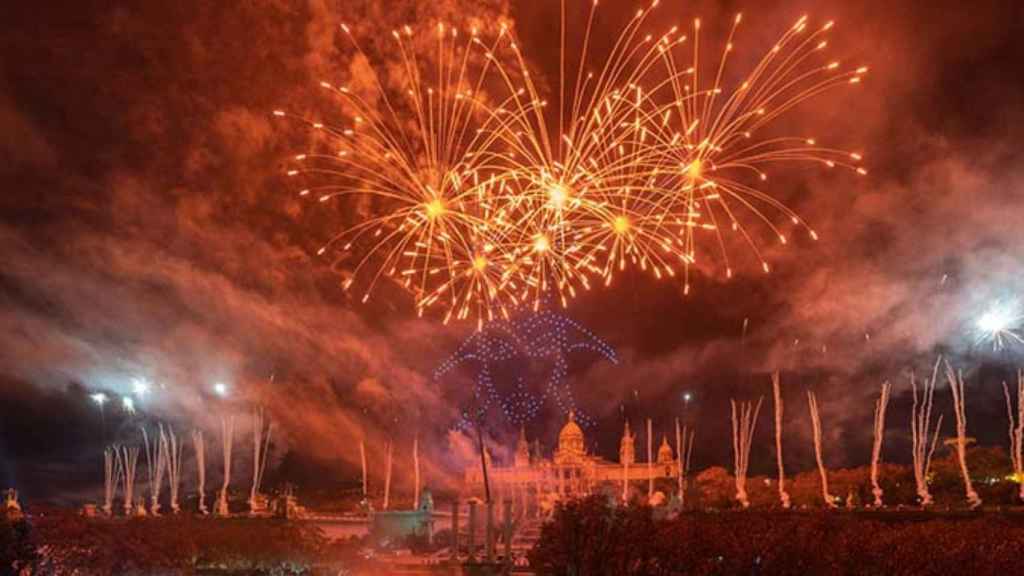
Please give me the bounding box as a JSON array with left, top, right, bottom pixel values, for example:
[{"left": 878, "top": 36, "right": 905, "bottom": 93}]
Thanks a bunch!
[
  {"left": 278, "top": 3, "right": 868, "bottom": 327},
  {"left": 435, "top": 309, "right": 617, "bottom": 426}
]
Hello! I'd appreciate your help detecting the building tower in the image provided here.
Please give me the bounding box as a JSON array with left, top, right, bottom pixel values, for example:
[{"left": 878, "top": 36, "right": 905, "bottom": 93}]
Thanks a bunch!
[
  {"left": 619, "top": 421, "right": 636, "bottom": 465},
  {"left": 514, "top": 425, "right": 531, "bottom": 468}
]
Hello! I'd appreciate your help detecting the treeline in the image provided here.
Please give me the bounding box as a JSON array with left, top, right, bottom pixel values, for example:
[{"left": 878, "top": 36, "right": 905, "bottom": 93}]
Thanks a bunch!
[
  {"left": 1, "top": 512, "right": 364, "bottom": 575},
  {"left": 654, "top": 445, "right": 1020, "bottom": 509},
  {"left": 530, "top": 495, "right": 1024, "bottom": 576}
]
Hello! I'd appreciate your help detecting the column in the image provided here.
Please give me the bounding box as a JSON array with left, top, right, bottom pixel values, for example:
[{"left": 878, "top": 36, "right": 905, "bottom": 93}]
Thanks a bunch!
[
  {"left": 468, "top": 500, "right": 477, "bottom": 562},
  {"left": 451, "top": 499, "right": 460, "bottom": 563},
  {"left": 503, "top": 499, "right": 514, "bottom": 569},
  {"left": 485, "top": 500, "right": 495, "bottom": 563}
]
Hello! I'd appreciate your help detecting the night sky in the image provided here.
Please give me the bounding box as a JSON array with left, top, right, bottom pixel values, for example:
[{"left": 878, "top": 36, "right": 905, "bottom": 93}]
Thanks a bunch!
[{"left": 2, "top": 0, "right": 1023, "bottom": 503}]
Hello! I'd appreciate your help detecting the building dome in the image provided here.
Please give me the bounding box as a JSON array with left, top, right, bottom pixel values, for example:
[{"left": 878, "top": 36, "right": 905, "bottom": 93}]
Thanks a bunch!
[
  {"left": 555, "top": 411, "right": 586, "bottom": 464},
  {"left": 657, "top": 436, "right": 674, "bottom": 464},
  {"left": 559, "top": 411, "right": 584, "bottom": 448},
  {"left": 514, "top": 425, "right": 531, "bottom": 468}
]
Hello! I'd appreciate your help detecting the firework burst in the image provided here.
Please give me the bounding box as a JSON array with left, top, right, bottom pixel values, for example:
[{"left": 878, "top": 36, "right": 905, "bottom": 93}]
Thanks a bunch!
[
  {"left": 975, "top": 299, "right": 1024, "bottom": 351},
  {"left": 276, "top": 22, "right": 529, "bottom": 329},
  {"left": 278, "top": 3, "right": 868, "bottom": 326},
  {"left": 640, "top": 13, "right": 868, "bottom": 292}
]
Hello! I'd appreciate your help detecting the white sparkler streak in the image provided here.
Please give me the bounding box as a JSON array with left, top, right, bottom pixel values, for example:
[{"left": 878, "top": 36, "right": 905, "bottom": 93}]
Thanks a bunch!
[
  {"left": 165, "top": 427, "right": 183, "bottom": 514},
  {"left": 250, "top": 407, "right": 272, "bottom": 513},
  {"left": 911, "top": 359, "right": 943, "bottom": 507},
  {"left": 731, "top": 397, "right": 762, "bottom": 509},
  {"left": 141, "top": 426, "right": 168, "bottom": 515},
  {"left": 870, "top": 381, "right": 891, "bottom": 507},
  {"left": 771, "top": 372, "right": 790, "bottom": 509},
  {"left": 383, "top": 439, "right": 393, "bottom": 510},
  {"left": 1003, "top": 370, "right": 1024, "bottom": 502},
  {"left": 120, "top": 445, "right": 139, "bottom": 516},
  {"left": 413, "top": 434, "right": 421, "bottom": 510},
  {"left": 676, "top": 417, "right": 694, "bottom": 506},
  {"left": 217, "top": 416, "right": 235, "bottom": 515},
  {"left": 944, "top": 361, "right": 982, "bottom": 509},
  {"left": 807, "top": 390, "right": 837, "bottom": 508},
  {"left": 360, "top": 437, "right": 368, "bottom": 499},
  {"left": 192, "top": 429, "right": 208, "bottom": 514},
  {"left": 103, "top": 445, "right": 122, "bottom": 516}
]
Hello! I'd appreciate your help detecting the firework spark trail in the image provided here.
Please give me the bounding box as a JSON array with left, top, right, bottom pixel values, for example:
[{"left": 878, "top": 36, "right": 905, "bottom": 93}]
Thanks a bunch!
[
  {"left": 870, "top": 381, "right": 892, "bottom": 507},
  {"left": 217, "top": 416, "right": 235, "bottom": 516},
  {"left": 911, "top": 360, "right": 943, "bottom": 508},
  {"left": 807, "top": 390, "right": 837, "bottom": 508},
  {"left": 192, "top": 429, "right": 208, "bottom": 515},
  {"left": 103, "top": 445, "right": 122, "bottom": 516},
  {"left": 250, "top": 408, "right": 273, "bottom": 513},
  {"left": 383, "top": 438, "right": 394, "bottom": 510},
  {"left": 731, "top": 397, "right": 762, "bottom": 509},
  {"left": 771, "top": 372, "right": 790, "bottom": 508},
  {"left": 1003, "top": 371, "right": 1024, "bottom": 501},
  {"left": 945, "top": 361, "right": 982, "bottom": 509},
  {"left": 278, "top": 8, "right": 866, "bottom": 324},
  {"left": 413, "top": 434, "right": 421, "bottom": 509},
  {"left": 360, "top": 437, "right": 368, "bottom": 499},
  {"left": 161, "top": 425, "right": 184, "bottom": 514},
  {"left": 141, "top": 426, "right": 167, "bottom": 515},
  {"left": 676, "top": 417, "right": 694, "bottom": 506},
  {"left": 120, "top": 445, "right": 139, "bottom": 517}
]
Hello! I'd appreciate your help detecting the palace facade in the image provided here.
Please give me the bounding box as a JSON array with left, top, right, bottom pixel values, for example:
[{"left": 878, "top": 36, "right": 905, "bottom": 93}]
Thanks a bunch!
[{"left": 464, "top": 412, "right": 681, "bottom": 517}]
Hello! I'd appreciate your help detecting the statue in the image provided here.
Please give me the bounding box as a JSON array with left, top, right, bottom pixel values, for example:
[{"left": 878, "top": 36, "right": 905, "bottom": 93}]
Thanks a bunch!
[{"left": 3, "top": 489, "right": 23, "bottom": 521}]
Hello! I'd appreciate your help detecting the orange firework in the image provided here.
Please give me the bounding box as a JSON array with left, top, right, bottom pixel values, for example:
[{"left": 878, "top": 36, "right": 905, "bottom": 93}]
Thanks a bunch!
[
  {"left": 477, "top": 1, "right": 683, "bottom": 309},
  {"left": 276, "top": 22, "right": 529, "bottom": 329},
  {"left": 640, "top": 14, "right": 868, "bottom": 293},
  {"left": 276, "top": 3, "right": 868, "bottom": 326}
]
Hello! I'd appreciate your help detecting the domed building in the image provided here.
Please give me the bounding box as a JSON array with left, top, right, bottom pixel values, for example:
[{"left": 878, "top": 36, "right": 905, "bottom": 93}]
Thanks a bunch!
[
  {"left": 553, "top": 411, "right": 586, "bottom": 465},
  {"left": 463, "top": 413, "right": 683, "bottom": 518}
]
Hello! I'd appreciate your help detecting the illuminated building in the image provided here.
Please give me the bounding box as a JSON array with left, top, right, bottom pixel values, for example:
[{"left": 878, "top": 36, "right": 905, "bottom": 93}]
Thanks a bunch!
[{"left": 464, "top": 412, "right": 681, "bottom": 517}]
